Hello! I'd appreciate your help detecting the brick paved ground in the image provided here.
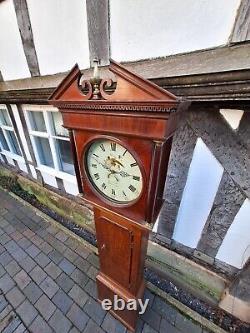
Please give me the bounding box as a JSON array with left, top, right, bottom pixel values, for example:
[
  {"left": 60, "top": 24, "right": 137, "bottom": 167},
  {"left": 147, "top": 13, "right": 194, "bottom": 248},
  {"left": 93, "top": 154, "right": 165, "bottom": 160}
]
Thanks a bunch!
[{"left": 0, "top": 189, "right": 208, "bottom": 333}]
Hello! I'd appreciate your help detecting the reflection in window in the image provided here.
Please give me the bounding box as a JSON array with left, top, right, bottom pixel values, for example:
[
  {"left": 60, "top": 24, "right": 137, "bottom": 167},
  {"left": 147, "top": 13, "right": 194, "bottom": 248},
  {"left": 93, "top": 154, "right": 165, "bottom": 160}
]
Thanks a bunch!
[
  {"left": 0, "top": 128, "right": 10, "bottom": 151},
  {"left": 28, "top": 111, "right": 46, "bottom": 132},
  {"left": 0, "top": 109, "right": 11, "bottom": 126},
  {"left": 34, "top": 137, "right": 54, "bottom": 167},
  {"left": 5, "top": 131, "right": 21, "bottom": 155},
  {"left": 56, "top": 140, "right": 75, "bottom": 175},
  {"left": 51, "top": 112, "right": 68, "bottom": 137}
]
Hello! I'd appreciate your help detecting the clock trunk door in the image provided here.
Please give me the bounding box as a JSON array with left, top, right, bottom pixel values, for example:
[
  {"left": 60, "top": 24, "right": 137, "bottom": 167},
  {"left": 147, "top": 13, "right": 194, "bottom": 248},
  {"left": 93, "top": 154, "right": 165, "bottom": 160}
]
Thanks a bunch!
[{"left": 95, "top": 217, "right": 133, "bottom": 289}]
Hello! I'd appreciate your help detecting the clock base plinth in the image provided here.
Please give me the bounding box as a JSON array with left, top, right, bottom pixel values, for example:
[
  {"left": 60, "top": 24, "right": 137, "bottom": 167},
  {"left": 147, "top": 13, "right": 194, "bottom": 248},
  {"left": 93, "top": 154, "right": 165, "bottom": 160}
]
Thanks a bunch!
[{"left": 97, "top": 273, "right": 145, "bottom": 332}]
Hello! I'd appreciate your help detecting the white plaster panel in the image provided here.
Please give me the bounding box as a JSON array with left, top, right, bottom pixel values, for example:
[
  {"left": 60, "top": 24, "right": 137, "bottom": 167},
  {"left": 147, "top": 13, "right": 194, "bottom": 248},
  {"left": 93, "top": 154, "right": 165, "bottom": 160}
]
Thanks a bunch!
[
  {"left": 216, "top": 199, "right": 250, "bottom": 268},
  {"left": 40, "top": 171, "right": 57, "bottom": 188},
  {"left": 27, "top": 0, "right": 90, "bottom": 75},
  {"left": 110, "top": 0, "right": 240, "bottom": 61},
  {"left": 17, "top": 161, "right": 28, "bottom": 173},
  {"left": 0, "top": 0, "right": 30, "bottom": 80},
  {"left": 173, "top": 138, "right": 223, "bottom": 248},
  {"left": 10, "top": 104, "right": 32, "bottom": 162},
  {"left": 220, "top": 109, "right": 244, "bottom": 130},
  {"left": 63, "top": 179, "right": 79, "bottom": 196}
]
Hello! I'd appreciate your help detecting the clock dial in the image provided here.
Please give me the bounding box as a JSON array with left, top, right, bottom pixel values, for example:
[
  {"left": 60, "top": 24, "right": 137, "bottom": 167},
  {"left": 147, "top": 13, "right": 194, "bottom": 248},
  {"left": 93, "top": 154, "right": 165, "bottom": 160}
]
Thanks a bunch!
[{"left": 85, "top": 139, "right": 143, "bottom": 203}]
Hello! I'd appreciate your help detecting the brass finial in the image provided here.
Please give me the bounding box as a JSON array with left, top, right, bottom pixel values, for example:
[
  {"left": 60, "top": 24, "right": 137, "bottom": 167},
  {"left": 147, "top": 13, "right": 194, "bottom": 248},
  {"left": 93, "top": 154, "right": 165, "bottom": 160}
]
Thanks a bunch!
[{"left": 90, "top": 58, "right": 101, "bottom": 99}]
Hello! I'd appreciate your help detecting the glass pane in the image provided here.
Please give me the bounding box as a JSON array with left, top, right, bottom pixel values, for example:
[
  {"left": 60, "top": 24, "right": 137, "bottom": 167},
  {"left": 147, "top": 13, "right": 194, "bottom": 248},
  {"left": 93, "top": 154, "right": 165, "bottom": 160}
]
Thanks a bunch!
[
  {"left": 51, "top": 112, "right": 68, "bottom": 137},
  {"left": 0, "top": 129, "right": 10, "bottom": 151},
  {"left": 28, "top": 111, "right": 46, "bottom": 132},
  {"left": 0, "top": 109, "right": 11, "bottom": 126},
  {"left": 56, "top": 139, "right": 75, "bottom": 175},
  {"left": 34, "top": 137, "right": 54, "bottom": 167},
  {"left": 5, "top": 130, "right": 21, "bottom": 155}
]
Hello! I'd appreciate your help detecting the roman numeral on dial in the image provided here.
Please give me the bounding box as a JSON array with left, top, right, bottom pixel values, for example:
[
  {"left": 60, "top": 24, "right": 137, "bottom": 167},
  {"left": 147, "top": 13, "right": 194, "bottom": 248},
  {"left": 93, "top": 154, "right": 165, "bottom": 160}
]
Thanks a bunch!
[
  {"left": 130, "top": 162, "right": 138, "bottom": 167},
  {"left": 133, "top": 176, "right": 140, "bottom": 181},
  {"left": 100, "top": 144, "right": 105, "bottom": 151},
  {"left": 94, "top": 173, "right": 100, "bottom": 180},
  {"left": 112, "top": 189, "right": 115, "bottom": 195},
  {"left": 111, "top": 142, "right": 116, "bottom": 151},
  {"left": 128, "top": 185, "right": 136, "bottom": 192},
  {"left": 102, "top": 183, "right": 106, "bottom": 189}
]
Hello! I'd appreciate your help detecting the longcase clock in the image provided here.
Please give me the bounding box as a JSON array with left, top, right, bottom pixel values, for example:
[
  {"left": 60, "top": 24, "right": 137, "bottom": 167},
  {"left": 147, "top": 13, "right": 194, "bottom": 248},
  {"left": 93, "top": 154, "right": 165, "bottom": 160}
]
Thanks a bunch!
[{"left": 49, "top": 59, "right": 185, "bottom": 331}]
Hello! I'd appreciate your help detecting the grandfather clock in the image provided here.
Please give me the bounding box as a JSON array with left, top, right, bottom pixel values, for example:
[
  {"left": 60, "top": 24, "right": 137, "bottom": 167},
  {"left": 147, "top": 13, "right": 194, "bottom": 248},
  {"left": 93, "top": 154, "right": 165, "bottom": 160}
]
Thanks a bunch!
[{"left": 49, "top": 59, "right": 183, "bottom": 331}]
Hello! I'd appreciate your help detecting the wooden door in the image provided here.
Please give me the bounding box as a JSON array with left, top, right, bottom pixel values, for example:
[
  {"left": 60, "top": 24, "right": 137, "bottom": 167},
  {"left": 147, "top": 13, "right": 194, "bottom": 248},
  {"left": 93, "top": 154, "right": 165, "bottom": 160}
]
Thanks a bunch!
[{"left": 95, "top": 216, "right": 133, "bottom": 289}]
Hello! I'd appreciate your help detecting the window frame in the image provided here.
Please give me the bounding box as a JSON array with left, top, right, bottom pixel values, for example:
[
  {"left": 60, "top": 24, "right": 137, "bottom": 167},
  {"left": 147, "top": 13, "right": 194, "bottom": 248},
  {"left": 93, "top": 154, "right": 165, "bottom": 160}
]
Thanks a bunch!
[
  {"left": 23, "top": 104, "right": 76, "bottom": 182},
  {"left": 0, "top": 104, "right": 23, "bottom": 160}
]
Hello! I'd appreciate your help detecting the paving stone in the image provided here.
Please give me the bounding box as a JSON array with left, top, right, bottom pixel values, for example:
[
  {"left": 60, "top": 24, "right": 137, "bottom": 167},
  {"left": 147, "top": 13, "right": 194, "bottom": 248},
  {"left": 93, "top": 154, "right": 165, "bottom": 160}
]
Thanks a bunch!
[
  {"left": 71, "top": 268, "right": 89, "bottom": 286},
  {"left": 19, "top": 256, "right": 36, "bottom": 273},
  {"left": 0, "top": 274, "right": 15, "bottom": 293},
  {"left": 83, "top": 318, "right": 105, "bottom": 333},
  {"left": 11, "top": 231, "right": 23, "bottom": 241},
  {"left": 69, "top": 284, "right": 89, "bottom": 308},
  {"left": 26, "top": 244, "right": 41, "bottom": 258},
  {"left": 11, "top": 247, "right": 27, "bottom": 262},
  {"left": 59, "top": 258, "right": 76, "bottom": 275},
  {"left": 142, "top": 323, "right": 158, "bottom": 333},
  {"left": 86, "top": 266, "right": 98, "bottom": 280},
  {"left": 65, "top": 238, "right": 78, "bottom": 251},
  {"left": 52, "top": 289, "right": 73, "bottom": 314},
  {"left": 35, "top": 294, "right": 56, "bottom": 320},
  {"left": 175, "top": 313, "right": 202, "bottom": 333},
  {"left": 0, "top": 295, "right": 8, "bottom": 312},
  {"left": 83, "top": 298, "right": 106, "bottom": 325},
  {"left": 0, "top": 234, "right": 11, "bottom": 245},
  {"left": 53, "top": 240, "right": 67, "bottom": 254},
  {"left": 30, "top": 235, "right": 44, "bottom": 246},
  {"left": 143, "top": 289, "right": 155, "bottom": 308},
  {"left": 2, "top": 314, "right": 21, "bottom": 333},
  {"left": 102, "top": 313, "right": 127, "bottom": 333},
  {"left": 0, "top": 252, "right": 13, "bottom": 266},
  {"left": 5, "top": 260, "right": 21, "bottom": 277},
  {"left": 16, "top": 300, "right": 38, "bottom": 326},
  {"left": 55, "top": 231, "right": 68, "bottom": 242},
  {"left": 84, "top": 279, "right": 98, "bottom": 300},
  {"left": 152, "top": 296, "right": 178, "bottom": 325},
  {"left": 141, "top": 308, "right": 161, "bottom": 331},
  {"left": 135, "top": 318, "right": 144, "bottom": 333},
  {"left": 69, "top": 328, "right": 80, "bottom": 333},
  {"left": 64, "top": 248, "right": 78, "bottom": 263},
  {"left": 23, "top": 281, "right": 43, "bottom": 304},
  {"left": 14, "top": 270, "right": 31, "bottom": 290},
  {"left": 74, "top": 245, "right": 91, "bottom": 259},
  {"left": 40, "top": 276, "right": 59, "bottom": 299},
  {"left": 29, "top": 315, "right": 53, "bottom": 333},
  {"left": 86, "top": 253, "right": 100, "bottom": 269},
  {"left": 74, "top": 257, "right": 91, "bottom": 273},
  {"left": 39, "top": 241, "right": 53, "bottom": 255},
  {"left": 30, "top": 266, "right": 47, "bottom": 285},
  {"left": 5, "top": 240, "right": 20, "bottom": 254},
  {"left": 0, "top": 265, "right": 5, "bottom": 279},
  {"left": 6, "top": 286, "right": 25, "bottom": 308},
  {"left": 48, "top": 250, "right": 64, "bottom": 264},
  {"left": 0, "top": 304, "right": 12, "bottom": 322},
  {"left": 34, "top": 252, "right": 51, "bottom": 268},
  {"left": 56, "top": 272, "right": 74, "bottom": 293},
  {"left": 45, "top": 261, "right": 62, "bottom": 279},
  {"left": 23, "top": 229, "right": 35, "bottom": 239},
  {"left": 17, "top": 238, "right": 32, "bottom": 250},
  {"left": 160, "top": 318, "right": 181, "bottom": 333},
  {"left": 13, "top": 323, "right": 26, "bottom": 333},
  {"left": 67, "top": 303, "right": 89, "bottom": 331},
  {"left": 49, "top": 309, "right": 72, "bottom": 333}
]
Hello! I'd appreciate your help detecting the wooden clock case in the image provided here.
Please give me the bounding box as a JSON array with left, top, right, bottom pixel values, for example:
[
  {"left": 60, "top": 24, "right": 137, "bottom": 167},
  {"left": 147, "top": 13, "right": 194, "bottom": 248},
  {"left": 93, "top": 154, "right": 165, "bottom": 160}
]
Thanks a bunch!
[{"left": 48, "top": 60, "right": 183, "bottom": 331}]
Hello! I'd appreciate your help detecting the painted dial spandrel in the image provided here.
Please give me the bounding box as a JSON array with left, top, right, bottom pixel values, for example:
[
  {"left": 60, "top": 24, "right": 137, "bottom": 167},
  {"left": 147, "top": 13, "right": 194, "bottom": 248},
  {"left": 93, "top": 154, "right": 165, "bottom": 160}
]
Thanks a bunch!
[{"left": 85, "top": 139, "right": 143, "bottom": 203}]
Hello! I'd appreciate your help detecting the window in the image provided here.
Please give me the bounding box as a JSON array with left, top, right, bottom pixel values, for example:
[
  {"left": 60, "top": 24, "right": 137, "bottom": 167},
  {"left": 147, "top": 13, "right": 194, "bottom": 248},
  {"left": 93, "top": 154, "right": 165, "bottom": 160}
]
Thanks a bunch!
[
  {"left": 0, "top": 107, "right": 21, "bottom": 156},
  {"left": 25, "top": 106, "right": 75, "bottom": 176}
]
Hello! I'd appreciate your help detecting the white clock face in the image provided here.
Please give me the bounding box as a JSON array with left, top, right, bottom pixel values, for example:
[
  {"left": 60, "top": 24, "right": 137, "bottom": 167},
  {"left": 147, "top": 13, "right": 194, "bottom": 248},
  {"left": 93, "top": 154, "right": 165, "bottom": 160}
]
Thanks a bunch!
[{"left": 85, "top": 139, "right": 143, "bottom": 203}]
